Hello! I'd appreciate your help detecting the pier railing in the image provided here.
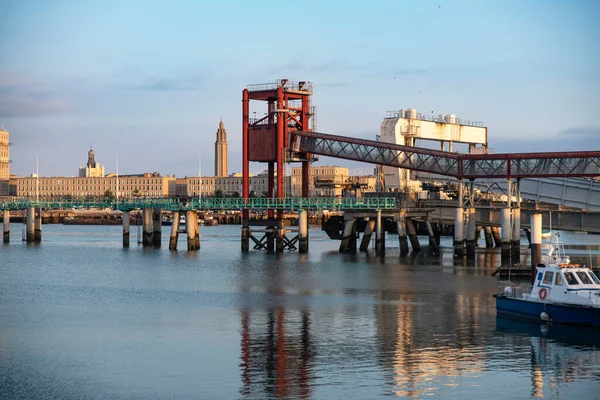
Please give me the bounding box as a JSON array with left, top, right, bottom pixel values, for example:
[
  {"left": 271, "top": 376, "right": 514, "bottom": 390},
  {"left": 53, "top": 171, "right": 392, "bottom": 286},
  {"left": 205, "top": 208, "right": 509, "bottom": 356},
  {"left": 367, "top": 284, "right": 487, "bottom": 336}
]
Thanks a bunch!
[{"left": 0, "top": 197, "right": 398, "bottom": 212}]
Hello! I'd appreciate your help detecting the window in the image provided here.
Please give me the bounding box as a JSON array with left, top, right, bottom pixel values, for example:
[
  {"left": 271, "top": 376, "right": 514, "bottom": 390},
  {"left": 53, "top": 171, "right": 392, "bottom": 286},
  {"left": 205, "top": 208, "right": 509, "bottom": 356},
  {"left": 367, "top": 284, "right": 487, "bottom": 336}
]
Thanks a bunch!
[
  {"left": 554, "top": 273, "right": 563, "bottom": 286},
  {"left": 563, "top": 272, "right": 579, "bottom": 286},
  {"left": 588, "top": 271, "right": 600, "bottom": 284},
  {"left": 576, "top": 271, "right": 593, "bottom": 285},
  {"left": 542, "top": 271, "right": 554, "bottom": 285}
]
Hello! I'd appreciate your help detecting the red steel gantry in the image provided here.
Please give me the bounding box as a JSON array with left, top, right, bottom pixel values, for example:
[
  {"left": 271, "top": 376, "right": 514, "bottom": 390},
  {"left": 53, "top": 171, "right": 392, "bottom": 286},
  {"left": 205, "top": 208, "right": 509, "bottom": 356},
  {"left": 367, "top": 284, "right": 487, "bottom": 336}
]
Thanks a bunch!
[{"left": 242, "top": 79, "right": 314, "bottom": 219}]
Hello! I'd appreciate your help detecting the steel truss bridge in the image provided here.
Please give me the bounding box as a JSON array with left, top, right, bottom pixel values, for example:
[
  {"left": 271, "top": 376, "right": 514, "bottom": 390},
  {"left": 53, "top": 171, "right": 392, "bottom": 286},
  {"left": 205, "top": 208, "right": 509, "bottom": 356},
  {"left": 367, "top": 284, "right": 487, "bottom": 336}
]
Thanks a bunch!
[
  {"left": 291, "top": 131, "right": 600, "bottom": 179},
  {"left": 0, "top": 197, "right": 397, "bottom": 212}
]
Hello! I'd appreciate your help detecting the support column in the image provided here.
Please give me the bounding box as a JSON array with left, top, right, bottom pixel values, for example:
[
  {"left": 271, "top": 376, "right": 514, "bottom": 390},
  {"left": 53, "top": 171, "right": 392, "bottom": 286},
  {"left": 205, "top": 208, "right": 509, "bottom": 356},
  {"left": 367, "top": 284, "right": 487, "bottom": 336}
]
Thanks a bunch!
[
  {"left": 3, "top": 210, "right": 9, "bottom": 243},
  {"left": 26, "top": 207, "right": 35, "bottom": 242},
  {"left": 266, "top": 226, "right": 275, "bottom": 252},
  {"left": 298, "top": 209, "right": 308, "bottom": 253},
  {"left": 169, "top": 211, "right": 179, "bottom": 250},
  {"left": 453, "top": 207, "right": 464, "bottom": 257},
  {"left": 465, "top": 208, "right": 476, "bottom": 258},
  {"left": 34, "top": 208, "right": 42, "bottom": 242},
  {"left": 501, "top": 208, "right": 512, "bottom": 264},
  {"left": 275, "top": 221, "right": 284, "bottom": 253},
  {"left": 426, "top": 220, "right": 439, "bottom": 252},
  {"left": 531, "top": 213, "right": 543, "bottom": 284},
  {"left": 187, "top": 211, "right": 199, "bottom": 251},
  {"left": 492, "top": 227, "right": 502, "bottom": 247},
  {"left": 359, "top": 218, "right": 375, "bottom": 252},
  {"left": 512, "top": 207, "right": 521, "bottom": 260},
  {"left": 406, "top": 217, "right": 421, "bottom": 252},
  {"left": 142, "top": 208, "right": 153, "bottom": 247},
  {"left": 241, "top": 219, "right": 249, "bottom": 252},
  {"left": 397, "top": 217, "right": 409, "bottom": 256},
  {"left": 152, "top": 208, "right": 162, "bottom": 248},
  {"left": 375, "top": 211, "right": 384, "bottom": 254},
  {"left": 339, "top": 218, "right": 356, "bottom": 253},
  {"left": 122, "top": 211, "right": 130, "bottom": 248}
]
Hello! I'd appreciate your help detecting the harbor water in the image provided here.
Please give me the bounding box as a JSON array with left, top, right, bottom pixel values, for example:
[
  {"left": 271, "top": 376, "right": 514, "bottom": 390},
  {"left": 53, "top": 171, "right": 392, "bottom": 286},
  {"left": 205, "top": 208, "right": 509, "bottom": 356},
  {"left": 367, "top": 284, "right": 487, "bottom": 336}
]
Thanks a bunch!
[{"left": 1, "top": 225, "right": 599, "bottom": 399}]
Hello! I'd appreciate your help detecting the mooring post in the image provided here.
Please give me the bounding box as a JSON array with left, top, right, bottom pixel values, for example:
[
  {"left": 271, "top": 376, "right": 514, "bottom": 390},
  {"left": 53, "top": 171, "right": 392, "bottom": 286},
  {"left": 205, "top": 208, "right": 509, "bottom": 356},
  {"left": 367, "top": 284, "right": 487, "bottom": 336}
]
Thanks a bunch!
[
  {"left": 298, "top": 209, "right": 308, "bottom": 253},
  {"left": 122, "top": 210, "right": 130, "bottom": 248},
  {"left": 186, "top": 211, "right": 199, "bottom": 251},
  {"left": 359, "top": 218, "right": 375, "bottom": 252},
  {"left": 397, "top": 214, "right": 409, "bottom": 256},
  {"left": 531, "top": 213, "right": 543, "bottom": 284},
  {"left": 3, "top": 210, "right": 9, "bottom": 243},
  {"left": 169, "top": 211, "right": 179, "bottom": 250}
]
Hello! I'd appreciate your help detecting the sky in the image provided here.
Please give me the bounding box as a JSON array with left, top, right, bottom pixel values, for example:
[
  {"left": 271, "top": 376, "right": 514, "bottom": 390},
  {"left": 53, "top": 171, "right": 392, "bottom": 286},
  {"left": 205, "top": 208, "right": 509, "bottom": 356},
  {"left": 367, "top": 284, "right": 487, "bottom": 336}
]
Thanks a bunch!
[{"left": 0, "top": 0, "right": 599, "bottom": 177}]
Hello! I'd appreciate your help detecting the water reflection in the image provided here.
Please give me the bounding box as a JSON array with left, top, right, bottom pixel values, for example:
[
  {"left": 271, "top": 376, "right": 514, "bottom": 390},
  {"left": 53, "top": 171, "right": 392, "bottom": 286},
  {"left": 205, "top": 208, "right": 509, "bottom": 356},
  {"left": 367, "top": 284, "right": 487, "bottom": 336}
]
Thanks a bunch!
[{"left": 495, "top": 317, "right": 600, "bottom": 398}]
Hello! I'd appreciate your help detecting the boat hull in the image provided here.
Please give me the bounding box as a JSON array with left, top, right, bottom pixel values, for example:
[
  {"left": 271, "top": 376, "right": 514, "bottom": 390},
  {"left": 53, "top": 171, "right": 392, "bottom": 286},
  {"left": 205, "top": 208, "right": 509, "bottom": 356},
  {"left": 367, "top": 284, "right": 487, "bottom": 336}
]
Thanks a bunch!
[{"left": 494, "top": 294, "right": 600, "bottom": 328}]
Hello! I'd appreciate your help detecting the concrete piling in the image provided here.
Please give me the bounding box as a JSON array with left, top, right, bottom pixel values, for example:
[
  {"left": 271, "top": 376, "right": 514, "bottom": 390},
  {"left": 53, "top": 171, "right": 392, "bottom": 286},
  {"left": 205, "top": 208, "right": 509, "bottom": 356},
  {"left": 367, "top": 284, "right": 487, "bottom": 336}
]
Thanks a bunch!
[
  {"left": 453, "top": 207, "right": 464, "bottom": 257},
  {"left": 531, "top": 213, "right": 543, "bottom": 284},
  {"left": 426, "top": 220, "right": 439, "bottom": 252},
  {"left": 169, "top": 211, "right": 179, "bottom": 250},
  {"left": 34, "top": 208, "right": 42, "bottom": 242},
  {"left": 276, "top": 222, "right": 285, "bottom": 253},
  {"left": 359, "top": 218, "right": 374, "bottom": 252},
  {"left": 152, "top": 208, "right": 162, "bottom": 248},
  {"left": 484, "top": 226, "right": 494, "bottom": 248},
  {"left": 491, "top": 227, "right": 502, "bottom": 248},
  {"left": 512, "top": 207, "right": 521, "bottom": 260},
  {"left": 397, "top": 218, "right": 409, "bottom": 256},
  {"left": 241, "top": 220, "right": 249, "bottom": 252},
  {"left": 298, "top": 209, "right": 308, "bottom": 253},
  {"left": 186, "top": 211, "right": 200, "bottom": 250},
  {"left": 465, "top": 208, "right": 476, "bottom": 258},
  {"left": 142, "top": 208, "right": 153, "bottom": 247},
  {"left": 501, "top": 208, "right": 512, "bottom": 264},
  {"left": 122, "top": 211, "right": 130, "bottom": 248},
  {"left": 375, "top": 211, "right": 384, "bottom": 254},
  {"left": 406, "top": 217, "right": 421, "bottom": 252},
  {"left": 3, "top": 210, "right": 9, "bottom": 243},
  {"left": 339, "top": 218, "right": 356, "bottom": 252},
  {"left": 26, "top": 207, "right": 35, "bottom": 242}
]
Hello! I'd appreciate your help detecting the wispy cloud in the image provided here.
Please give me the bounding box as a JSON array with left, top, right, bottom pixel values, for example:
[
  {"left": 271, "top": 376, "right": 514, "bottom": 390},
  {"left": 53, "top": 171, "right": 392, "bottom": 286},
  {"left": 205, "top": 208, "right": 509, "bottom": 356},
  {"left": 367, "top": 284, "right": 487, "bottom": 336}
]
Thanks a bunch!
[
  {"left": 493, "top": 126, "right": 600, "bottom": 153},
  {"left": 123, "top": 73, "right": 205, "bottom": 91}
]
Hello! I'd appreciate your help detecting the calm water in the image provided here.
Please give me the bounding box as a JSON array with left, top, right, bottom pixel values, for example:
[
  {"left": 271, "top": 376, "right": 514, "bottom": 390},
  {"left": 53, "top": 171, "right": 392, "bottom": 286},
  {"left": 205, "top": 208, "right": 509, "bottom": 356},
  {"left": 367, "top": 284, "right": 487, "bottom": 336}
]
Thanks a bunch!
[{"left": 1, "top": 224, "right": 600, "bottom": 399}]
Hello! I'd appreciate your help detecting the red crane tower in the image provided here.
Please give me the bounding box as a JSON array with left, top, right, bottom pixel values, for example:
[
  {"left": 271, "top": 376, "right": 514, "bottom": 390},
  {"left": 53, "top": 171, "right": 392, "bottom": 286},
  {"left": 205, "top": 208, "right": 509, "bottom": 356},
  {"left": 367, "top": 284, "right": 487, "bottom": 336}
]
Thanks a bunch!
[{"left": 242, "top": 79, "right": 315, "bottom": 251}]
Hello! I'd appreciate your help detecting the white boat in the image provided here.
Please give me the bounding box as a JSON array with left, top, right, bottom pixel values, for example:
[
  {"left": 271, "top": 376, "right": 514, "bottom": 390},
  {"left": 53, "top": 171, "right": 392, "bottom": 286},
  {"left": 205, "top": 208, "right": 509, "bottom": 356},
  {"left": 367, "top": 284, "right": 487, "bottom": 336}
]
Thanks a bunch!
[{"left": 494, "top": 233, "right": 600, "bottom": 327}]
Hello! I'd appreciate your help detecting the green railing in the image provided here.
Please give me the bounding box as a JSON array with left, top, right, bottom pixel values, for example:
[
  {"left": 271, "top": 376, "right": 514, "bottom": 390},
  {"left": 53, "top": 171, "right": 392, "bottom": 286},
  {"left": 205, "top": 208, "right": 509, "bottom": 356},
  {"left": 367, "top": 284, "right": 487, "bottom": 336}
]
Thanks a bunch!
[{"left": 0, "top": 197, "right": 398, "bottom": 211}]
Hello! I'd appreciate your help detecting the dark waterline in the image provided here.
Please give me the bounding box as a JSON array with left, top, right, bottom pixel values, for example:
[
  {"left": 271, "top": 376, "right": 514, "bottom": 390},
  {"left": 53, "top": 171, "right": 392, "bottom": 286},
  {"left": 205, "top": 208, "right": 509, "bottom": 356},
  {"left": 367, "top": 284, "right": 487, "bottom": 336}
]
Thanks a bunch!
[{"left": 1, "top": 224, "right": 599, "bottom": 399}]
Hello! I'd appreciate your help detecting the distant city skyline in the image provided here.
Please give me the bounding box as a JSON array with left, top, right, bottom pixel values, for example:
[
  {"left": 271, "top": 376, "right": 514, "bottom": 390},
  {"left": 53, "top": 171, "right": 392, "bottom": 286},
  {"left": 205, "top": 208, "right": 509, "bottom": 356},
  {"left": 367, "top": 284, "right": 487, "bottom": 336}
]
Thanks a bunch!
[{"left": 1, "top": 0, "right": 599, "bottom": 177}]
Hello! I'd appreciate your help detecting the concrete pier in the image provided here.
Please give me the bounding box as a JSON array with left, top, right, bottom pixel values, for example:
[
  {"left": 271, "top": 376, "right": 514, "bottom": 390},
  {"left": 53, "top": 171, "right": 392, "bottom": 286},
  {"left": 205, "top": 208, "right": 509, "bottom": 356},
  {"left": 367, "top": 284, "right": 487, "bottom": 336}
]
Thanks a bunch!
[
  {"left": 426, "top": 220, "right": 439, "bottom": 252},
  {"left": 186, "top": 211, "right": 200, "bottom": 250},
  {"left": 152, "top": 208, "right": 162, "bottom": 248},
  {"left": 501, "top": 208, "right": 512, "bottom": 263},
  {"left": 397, "top": 218, "right": 409, "bottom": 256},
  {"left": 241, "top": 220, "right": 249, "bottom": 252},
  {"left": 275, "top": 224, "right": 285, "bottom": 252},
  {"left": 3, "top": 210, "right": 9, "bottom": 243},
  {"left": 122, "top": 211, "right": 130, "bottom": 248},
  {"left": 339, "top": 218, "right": 356, "bottom": 252},
  {"left": 406, "top": 217, "right": 421, "bottom": 252},
  {"left": 453, "top": 207, "right": 464, "bottom": 257},
  {"left": 169, "top": 211, "right": 179, "bottom": 250},
  {"left": 142, "top": 208, "right": 153, "bottom": 247},
  {"left": 531, "top": 213, "right": 543, "bottom": 283},
  {"left": 298, "top": 210, "right": 308, "bottom": 253},
  {"left": 511, "top": 207, "right": 521, "bottom": 260},
  {"left": 491, "top": 227, "right": 502, "bottom": 247},
  {"left": 359, "top": 218, "right": 375, "bottom": 252},
  {"left": 26, "top": 207, "right": 35, "bottom": 242},
  {"left": 375, "top": 211, "right": 384, "bottom": 254},
  {"left": 465, "top": 208, "right": 476, "bottom": 258},
  {"left": 484, "top": 226, "right": 493, "bottom": 248},
  {"left": 34, "top": 208, "right": 42, "bottom": 243}
]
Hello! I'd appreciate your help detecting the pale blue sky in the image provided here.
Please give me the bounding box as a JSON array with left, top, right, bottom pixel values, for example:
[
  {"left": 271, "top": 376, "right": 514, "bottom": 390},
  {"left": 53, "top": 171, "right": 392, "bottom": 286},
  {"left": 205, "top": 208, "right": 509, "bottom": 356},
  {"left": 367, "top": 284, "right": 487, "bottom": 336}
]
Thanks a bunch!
[{"left": 1, "top": 0, "right": 599, "bottom": 177}]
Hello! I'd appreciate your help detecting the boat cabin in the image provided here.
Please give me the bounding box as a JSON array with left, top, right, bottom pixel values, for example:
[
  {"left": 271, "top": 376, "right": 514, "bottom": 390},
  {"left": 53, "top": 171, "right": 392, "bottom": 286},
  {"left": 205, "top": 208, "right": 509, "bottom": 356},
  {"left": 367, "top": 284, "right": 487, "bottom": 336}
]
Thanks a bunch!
[{"left": 529, "top": 264, "right": 600, "bottom": 306}]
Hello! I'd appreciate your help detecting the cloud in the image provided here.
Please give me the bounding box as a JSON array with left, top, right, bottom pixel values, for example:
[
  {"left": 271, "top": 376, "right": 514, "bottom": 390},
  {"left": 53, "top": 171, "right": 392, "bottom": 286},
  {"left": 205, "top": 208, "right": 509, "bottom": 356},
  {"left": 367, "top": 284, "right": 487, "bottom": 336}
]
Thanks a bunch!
[
  {"left": 124, "top": 74, "right": 205, "bottom": 91},
  {"left": 492, "top": 126, "right": 600, "bottom": 153},
  {"left": 0, "top": 71, "right": 73, "bottom": 118}
]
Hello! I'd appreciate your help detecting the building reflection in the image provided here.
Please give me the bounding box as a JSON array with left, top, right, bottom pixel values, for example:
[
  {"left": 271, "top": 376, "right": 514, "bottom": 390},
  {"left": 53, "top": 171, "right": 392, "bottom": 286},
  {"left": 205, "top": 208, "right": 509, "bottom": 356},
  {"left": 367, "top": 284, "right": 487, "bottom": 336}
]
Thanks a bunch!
[{"left": 239, "top": 307, "right": 313, "bottom": 399}]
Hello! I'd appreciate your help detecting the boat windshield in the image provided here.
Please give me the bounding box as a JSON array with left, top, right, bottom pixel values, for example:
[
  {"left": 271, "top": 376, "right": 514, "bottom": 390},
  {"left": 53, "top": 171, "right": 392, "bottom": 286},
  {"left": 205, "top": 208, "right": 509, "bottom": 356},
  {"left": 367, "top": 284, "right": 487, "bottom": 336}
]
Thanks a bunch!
[
  {"left": 589, "top": 270, "right": 600, "bottom": 284},
  {"left": 576, "top": 271, "right": 593, "bottom": 285},
  {"left": 563, "top": 272, "right": 579, "bottom": 286}
]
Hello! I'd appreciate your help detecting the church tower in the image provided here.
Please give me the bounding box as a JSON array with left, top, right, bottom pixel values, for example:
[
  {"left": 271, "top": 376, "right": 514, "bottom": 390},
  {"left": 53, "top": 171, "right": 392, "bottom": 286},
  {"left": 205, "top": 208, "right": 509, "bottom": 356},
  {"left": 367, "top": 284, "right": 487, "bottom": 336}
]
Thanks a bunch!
[{"left": 214, "top": 120, "right": 228, "bottom": 177}]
